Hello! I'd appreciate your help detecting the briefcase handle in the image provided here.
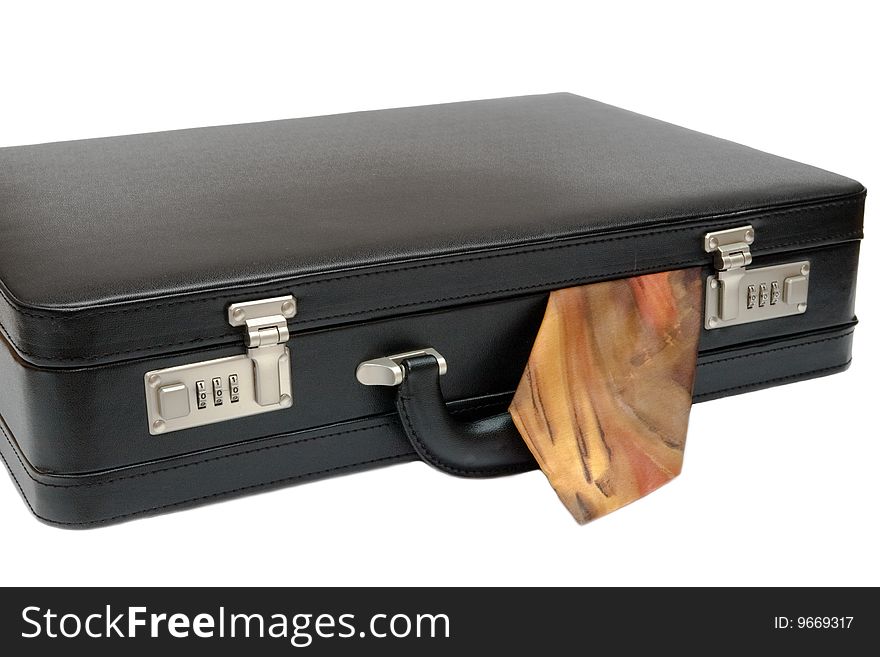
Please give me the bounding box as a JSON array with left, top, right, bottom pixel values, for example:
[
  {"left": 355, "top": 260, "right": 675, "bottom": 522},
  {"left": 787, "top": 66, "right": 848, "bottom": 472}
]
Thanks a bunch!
[{"left": 357, "top": 350, "right": 536, "bottom": 477}]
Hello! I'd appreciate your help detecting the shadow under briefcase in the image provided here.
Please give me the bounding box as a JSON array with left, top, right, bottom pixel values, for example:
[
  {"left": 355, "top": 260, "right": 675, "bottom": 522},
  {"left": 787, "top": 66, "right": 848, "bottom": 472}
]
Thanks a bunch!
[{"left": 0, "top": 93, "right": 864, "bottom": 526}]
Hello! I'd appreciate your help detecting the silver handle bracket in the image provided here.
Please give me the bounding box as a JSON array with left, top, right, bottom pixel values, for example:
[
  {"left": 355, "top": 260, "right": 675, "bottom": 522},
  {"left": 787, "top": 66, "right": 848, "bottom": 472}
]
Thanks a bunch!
[{"left": 356, "top": 348, "right": 447, "bottom": 387}]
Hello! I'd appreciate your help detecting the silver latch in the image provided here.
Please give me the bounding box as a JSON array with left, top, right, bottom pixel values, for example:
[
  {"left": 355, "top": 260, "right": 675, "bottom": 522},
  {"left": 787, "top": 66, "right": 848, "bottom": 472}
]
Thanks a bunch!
[
  {"left": 228, "top": 296, "right": 296, "bottom": 406},
  {"left": 704, "top": 226, "right": 810, "bottom": 329},
  {"left": 144, "top": 295, "right": 295, "bottom": 435},
  {"left": 704, "top": 225, "right": 754, "bottom": 323}
]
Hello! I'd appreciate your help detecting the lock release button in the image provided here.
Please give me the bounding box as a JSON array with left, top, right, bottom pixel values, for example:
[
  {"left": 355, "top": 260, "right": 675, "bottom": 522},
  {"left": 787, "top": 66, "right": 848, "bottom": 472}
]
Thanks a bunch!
[
  {"left": 783, "top": 275, "right": 808, "bottom": 305},
  {"left": 158, "top": 383, "right": 191, "bottom": 420}
]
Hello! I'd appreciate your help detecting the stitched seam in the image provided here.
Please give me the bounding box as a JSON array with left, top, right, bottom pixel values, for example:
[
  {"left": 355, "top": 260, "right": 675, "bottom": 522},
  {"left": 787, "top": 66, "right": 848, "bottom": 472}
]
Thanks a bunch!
[
  {"left": 397, "top": 394, "right": 524, "bottom": 477},
  {"left": 449, "top": 399, "right": 511, "bottom": 414},
  {"left": 304, "top": 259, "right": 700, "bottom": 323},
  {"left": 4, "top": 257, "right": 699, "bottom": 362},
  {"left": 696, "top": 331, "right": 854, "bottom": 367},
  {"left": 1, "top": 360, "right": 853, "bottom": 526},
  {"left": 290, "top": 227, "right": 861, "bottom": 324},
  {"left": 1, "top": 328, "right": 854, "bottom": 488},
  {"left": 5, "top": 230, "right": 865, "bottom": 362},
  {"left": 0, "top": 438, "right": 40, "bottom": 518},
  {"left": 693, "top": 361, "right": 851, "bottom": 400},
  {"left": 11, "top": 453, "right": 413, "bottom": 527},
  {"left": 2, "top": 197, "right": 863, "bottom": 320},
  {"left": 0, "top": 420, "right": 393, "bottom": 489},
  {"left": 1, "top": 328, "right": 855, "bottom": 489},
  {"left": 9, "top": 224, "right": 865, "bottom": 321},
  {"left": 0, "top": 320, "right": 234, "bottom": 363}
]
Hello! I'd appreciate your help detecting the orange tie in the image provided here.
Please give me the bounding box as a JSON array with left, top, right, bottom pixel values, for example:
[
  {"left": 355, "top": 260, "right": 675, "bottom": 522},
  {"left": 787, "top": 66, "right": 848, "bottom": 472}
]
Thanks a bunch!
[{"left": 509, "top": 268, "right": 703, "bottom": 523}]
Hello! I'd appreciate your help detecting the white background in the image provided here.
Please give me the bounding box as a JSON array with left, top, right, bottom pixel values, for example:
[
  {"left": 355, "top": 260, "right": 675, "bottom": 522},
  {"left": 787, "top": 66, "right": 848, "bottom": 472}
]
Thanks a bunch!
[{"left": 0, "top": 0, "right": 877, "bottom": 586}]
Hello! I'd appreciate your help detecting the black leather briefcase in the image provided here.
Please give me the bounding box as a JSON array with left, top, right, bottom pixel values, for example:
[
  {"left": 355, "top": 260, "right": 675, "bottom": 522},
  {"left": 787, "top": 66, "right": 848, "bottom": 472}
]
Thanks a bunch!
[{"left": 0, "top": 93, "right": 864, "bottom": 527}]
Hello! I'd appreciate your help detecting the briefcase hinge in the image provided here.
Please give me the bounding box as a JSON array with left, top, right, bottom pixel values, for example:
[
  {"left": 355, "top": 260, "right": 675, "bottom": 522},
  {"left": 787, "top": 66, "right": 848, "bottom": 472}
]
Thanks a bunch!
[
  {"left": 227, "top": 296, "right": 297, "bottom": 407},
  {"left": 703, "top": 225, "right": 809, "bottom": 330},
  {"left": 705, "top": 225, "right": 754, "bottom": 272},
  {"left": 144, "top": 296, "right": 296, "bottom": 435}
]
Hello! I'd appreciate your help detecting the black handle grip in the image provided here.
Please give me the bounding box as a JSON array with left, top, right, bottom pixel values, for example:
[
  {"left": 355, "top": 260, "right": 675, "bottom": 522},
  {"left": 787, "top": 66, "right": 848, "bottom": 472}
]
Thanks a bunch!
[{"left": 394, "top": 354, "right": 537, "bottom": 477}]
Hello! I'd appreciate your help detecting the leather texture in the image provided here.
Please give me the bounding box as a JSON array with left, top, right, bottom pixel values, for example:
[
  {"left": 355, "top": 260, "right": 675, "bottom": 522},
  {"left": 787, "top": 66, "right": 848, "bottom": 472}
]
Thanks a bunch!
[
  {"left": 0, "top": 94, "right": 865, "bottom": 526},
  {"left": 396, "top": 354, "right": 534, "bottom": 477},
  {"left": 0, "top": 93, "right": 865, "bottom": 367},
  {"left": 0, "top": 323, "right": 856, "bottom": 527},
  {"left": 0, "top": 243, "right": 860, "bottom": 475}
]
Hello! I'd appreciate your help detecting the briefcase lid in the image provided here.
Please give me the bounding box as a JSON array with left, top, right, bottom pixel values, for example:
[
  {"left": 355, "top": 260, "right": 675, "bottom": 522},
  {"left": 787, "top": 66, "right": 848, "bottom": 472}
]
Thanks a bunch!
[{"left": 0, "top": 93, "right": 864, "bottom": 366}]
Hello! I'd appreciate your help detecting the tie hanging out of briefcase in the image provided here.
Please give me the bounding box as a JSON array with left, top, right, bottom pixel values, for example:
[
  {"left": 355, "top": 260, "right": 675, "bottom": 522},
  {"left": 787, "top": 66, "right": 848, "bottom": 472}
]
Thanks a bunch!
[{"left": 0, "top": 94, "right": 863, "bottom": 526}]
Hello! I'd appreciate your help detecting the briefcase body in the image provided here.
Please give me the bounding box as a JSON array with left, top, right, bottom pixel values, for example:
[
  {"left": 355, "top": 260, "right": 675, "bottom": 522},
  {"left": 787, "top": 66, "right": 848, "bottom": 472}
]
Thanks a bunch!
[{"left": 0, "top": 93, "right": 864, "bottom": 526}]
